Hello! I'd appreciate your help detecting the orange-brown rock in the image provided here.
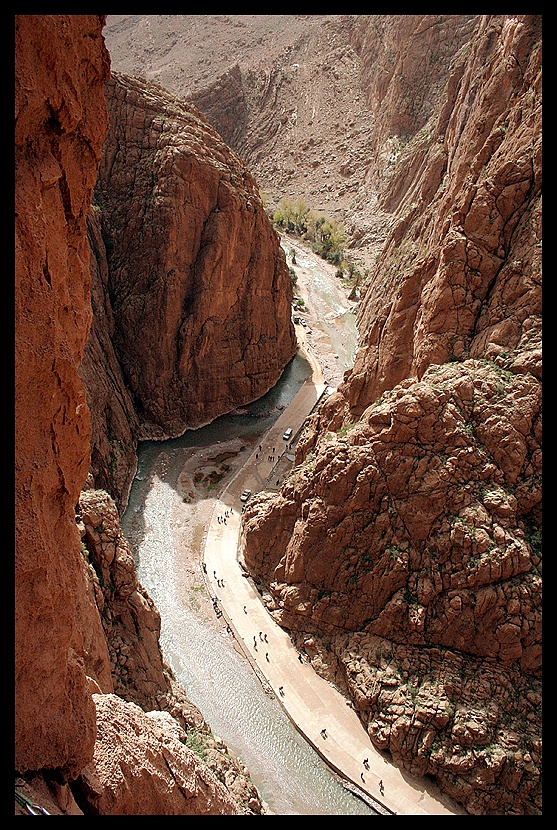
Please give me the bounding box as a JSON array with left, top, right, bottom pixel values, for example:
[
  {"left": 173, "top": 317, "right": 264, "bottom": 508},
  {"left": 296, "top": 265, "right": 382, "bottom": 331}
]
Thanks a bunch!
[
  {"left": 240, "top": 15, "right": 541, "bottom": 815},
  {"left": 78, "top": 489, "right": 168, "bottom": 709},
  {"left": 73, "top": 694, "right": 245, "bottom": 815},
  {"left": 76, "top": 486, "right": 264, "bottom": 814},
  {"left": 93, "top": 72, "right": 297, "bottom": 443},
  {"left": 15, "top": 15, "right": 265, "bottom": 815},
  {"left": 351, "top": 15, "right": 478, "bottom": 148},
  {"left": 345, "top": 14, "right": 541, "bottom": 412},
  {"left": 243, "top": 361, "right": 541, "bottom": 659},
  {"left": 15, "top": 13, "right": 111, "bottom": 780}
]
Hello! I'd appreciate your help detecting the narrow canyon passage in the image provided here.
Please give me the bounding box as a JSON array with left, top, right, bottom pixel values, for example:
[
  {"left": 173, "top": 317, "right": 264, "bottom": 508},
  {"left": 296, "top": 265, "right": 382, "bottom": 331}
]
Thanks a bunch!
[{"left": 121, "top": 245, "right": 376, "bottom": 814}]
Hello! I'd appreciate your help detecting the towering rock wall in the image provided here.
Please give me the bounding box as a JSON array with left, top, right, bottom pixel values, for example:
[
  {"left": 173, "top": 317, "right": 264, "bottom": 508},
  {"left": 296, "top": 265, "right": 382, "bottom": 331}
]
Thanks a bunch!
[
  {"left": 80, "top": 72, "right": 296, "bottom": 509},
  {"left": 351, "top": 15, "right": 477, "bottom": 142},
  {"left": 345, "top": 13, "right": 542, "bottom": 411},
  {"left": 15, "top": 16, "right": 267, "bottom": 814},
  {"left": 240, "top": 14, "right": 542, "bottom": 815},
  {"left": 15, "top": 13, "right": 111, "bottom": 780},
  {"left": 92, "top": 73, "right": 297, "bottom": 447}
]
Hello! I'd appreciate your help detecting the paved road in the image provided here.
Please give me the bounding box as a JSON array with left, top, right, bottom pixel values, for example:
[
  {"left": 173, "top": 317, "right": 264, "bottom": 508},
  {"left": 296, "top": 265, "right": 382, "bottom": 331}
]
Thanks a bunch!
[{"left": 203, "top": 329, "right": 464, "bottom": 816}]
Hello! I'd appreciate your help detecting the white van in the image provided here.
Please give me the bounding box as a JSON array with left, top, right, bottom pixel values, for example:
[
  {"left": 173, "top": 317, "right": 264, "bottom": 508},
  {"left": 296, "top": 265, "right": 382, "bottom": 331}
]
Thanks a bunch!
[{"left": 282, "top": 428, "right": 293, "bottom": 441}]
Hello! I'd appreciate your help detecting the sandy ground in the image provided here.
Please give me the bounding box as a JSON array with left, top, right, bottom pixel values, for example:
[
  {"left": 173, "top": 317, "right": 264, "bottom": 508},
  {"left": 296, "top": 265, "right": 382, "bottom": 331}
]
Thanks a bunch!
[{"left": 168, "top": 437, "right": 257, "bottom": 640}]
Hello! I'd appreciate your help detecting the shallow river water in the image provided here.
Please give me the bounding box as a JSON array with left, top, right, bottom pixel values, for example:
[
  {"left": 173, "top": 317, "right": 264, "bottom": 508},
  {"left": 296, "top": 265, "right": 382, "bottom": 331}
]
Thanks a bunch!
[{"left": 122, "top": 248, "right": 376, "bottom": 815}]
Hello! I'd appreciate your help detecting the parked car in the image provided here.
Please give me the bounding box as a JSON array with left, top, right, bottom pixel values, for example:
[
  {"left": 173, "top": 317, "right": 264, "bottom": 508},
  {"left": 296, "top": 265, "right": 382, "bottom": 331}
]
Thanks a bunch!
[
  {"left": 240, "top": 489, "right": 252, "bottom": 502},
  {"left": 282, "top": 428, "right": 293, "bottom": 441}
]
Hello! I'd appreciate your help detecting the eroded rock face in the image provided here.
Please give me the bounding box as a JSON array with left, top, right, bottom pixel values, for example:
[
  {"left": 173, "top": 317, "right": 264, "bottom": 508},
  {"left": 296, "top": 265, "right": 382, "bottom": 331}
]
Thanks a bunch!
[
  {"left": 78, "top": 489, "right": 168, "bottom": 710},
  {"left": 243, "top": 362, "right": 542, "bottom": 814},
  {"left": 346, "top": 14, "right": 541, "bottom": 411},
  {"left": 15, "top": 13, "right": 111, "bottom": 780},
  {"left": 15, "top": 15, "right": 265, "bottom": 813},
  {"left": 243, "top": 361, "right": 541, "bottom": 663},
  {"left": 93, "top": 72, "right": 297, "bottom": 442},
  {"left": 73, "top": 695, "right": 244, "bottom": 815},
  {"left": 76, "top": 488, "right": 264, "bottom": 814},
  {"left": 240, "top": 15, "right": 542, "bottom": 815}
]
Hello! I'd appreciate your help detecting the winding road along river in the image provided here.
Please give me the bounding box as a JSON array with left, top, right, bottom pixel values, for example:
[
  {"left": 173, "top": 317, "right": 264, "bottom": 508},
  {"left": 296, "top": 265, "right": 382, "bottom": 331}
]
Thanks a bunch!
[
  {"left": 122, "top": 242, "right": 376, "bottom": 814},
  {"left": 122, "top": 238, "right": 463, "bottom": 816}
]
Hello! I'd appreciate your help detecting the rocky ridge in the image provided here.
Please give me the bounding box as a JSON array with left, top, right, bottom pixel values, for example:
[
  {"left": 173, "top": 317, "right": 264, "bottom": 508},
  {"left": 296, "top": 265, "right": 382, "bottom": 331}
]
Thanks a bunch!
[
  {"left": 103, "top": 15, "right": 479, "bottom": 269},
  {"left": 239, "top": 14, "right": 542, "bottom": 815},
  {"left": 75, "top": 488, "right": 264, "bottom": 814}
]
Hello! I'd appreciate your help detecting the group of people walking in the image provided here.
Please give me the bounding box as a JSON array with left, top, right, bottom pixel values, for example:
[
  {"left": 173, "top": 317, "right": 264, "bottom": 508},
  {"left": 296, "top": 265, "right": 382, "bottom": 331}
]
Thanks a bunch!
[{"left": 202, "top": 453, "right": 392, "bottom": 812}]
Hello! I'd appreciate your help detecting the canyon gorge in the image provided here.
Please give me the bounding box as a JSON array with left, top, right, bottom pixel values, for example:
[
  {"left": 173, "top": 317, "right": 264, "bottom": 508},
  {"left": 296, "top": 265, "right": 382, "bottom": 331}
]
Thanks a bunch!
[{"left": 15, "top": 14, "right": 541, "bottom": 816}]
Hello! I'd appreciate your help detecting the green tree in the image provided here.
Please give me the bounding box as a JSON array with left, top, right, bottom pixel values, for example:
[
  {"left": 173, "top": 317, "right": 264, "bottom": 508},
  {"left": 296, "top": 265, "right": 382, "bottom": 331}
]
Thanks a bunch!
[
  {"left": 273, "top": 197, "right": 309, "bottom": 235},
  {"left": 305, "top": 210, "right": 345, "bottom": 263}
]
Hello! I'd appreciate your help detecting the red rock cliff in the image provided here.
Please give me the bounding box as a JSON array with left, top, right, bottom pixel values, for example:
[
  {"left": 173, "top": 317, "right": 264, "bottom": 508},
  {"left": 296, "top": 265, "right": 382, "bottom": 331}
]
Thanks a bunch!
[
  {"left": 92, "top": 72, "right": 297, "bottom": 443},
  {"left": 15, "top": 16, "right": 265, "bottom": 815},
  {"left": 15, "top": 13, "right": 111, "bottom": 780},
  {"left": 240, "top": 14, "right": 541, "bottom": 815}
]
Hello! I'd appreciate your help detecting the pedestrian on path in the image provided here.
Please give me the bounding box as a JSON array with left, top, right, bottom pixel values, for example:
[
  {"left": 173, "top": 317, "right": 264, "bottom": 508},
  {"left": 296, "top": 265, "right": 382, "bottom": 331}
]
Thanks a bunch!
[
  {"left": 320, "top": 728, "right": 327, "bottom": 739},
  {"left": 379, "top": 780, "right": 384, "bottom": 795}
]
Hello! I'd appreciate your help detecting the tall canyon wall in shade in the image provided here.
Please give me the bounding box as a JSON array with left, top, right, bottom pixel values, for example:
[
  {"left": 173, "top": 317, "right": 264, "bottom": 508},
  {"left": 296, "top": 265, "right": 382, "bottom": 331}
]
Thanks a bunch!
[{"left": 80, "top": 72, "right": 297, "bottom": 508}]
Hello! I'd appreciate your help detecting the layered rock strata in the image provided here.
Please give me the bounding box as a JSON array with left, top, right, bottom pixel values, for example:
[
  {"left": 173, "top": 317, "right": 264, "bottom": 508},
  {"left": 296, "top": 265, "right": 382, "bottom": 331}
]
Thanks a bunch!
[
  {"left": 346, "top": 13, "right": 542, "bottom": 411},
  {"left": 240, "top": 14, "right": 542, "bottom": 815},
  {"left": 92, "top": 72, "right": 297, "bottom": 445}
]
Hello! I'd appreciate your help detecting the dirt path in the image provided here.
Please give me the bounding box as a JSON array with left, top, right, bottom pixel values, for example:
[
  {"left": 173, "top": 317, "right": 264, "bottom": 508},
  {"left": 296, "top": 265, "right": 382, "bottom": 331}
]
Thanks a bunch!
[{"left": 282, "top": 234, "right": 358, "bottom": 388}]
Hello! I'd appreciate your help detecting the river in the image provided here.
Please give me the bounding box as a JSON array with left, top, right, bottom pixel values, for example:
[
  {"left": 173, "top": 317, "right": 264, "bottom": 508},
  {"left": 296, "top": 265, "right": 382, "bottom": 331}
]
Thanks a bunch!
[{"left": 121, "top": 242, "right": 376, "bottom": 815}]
